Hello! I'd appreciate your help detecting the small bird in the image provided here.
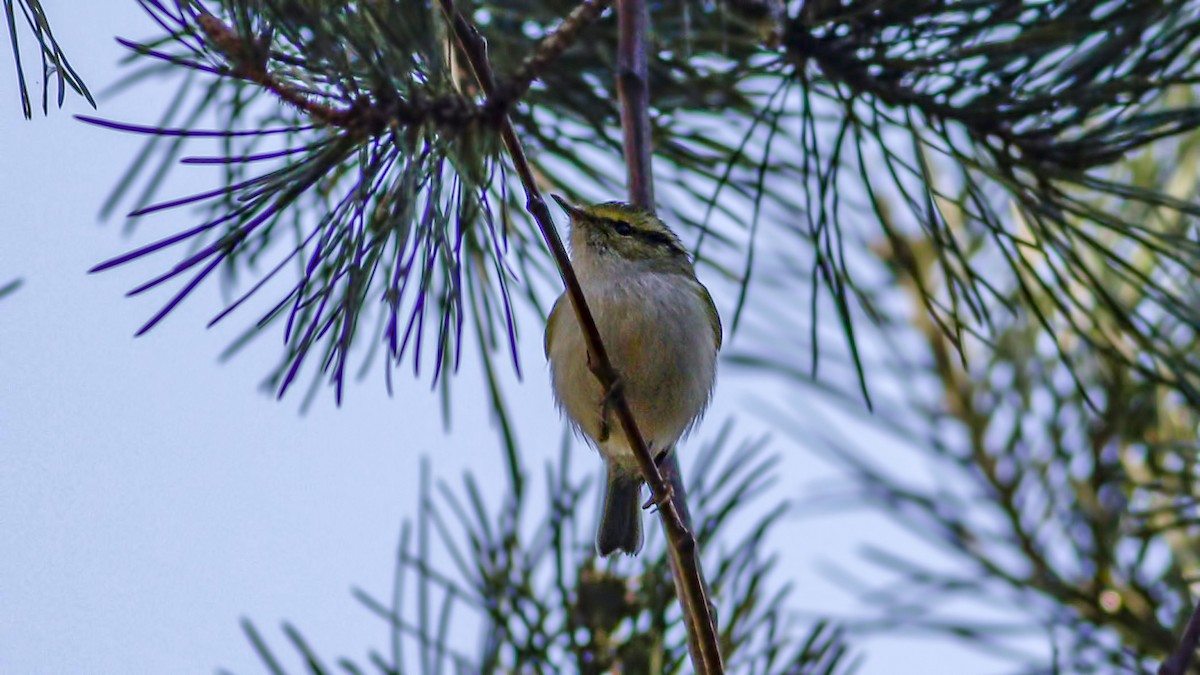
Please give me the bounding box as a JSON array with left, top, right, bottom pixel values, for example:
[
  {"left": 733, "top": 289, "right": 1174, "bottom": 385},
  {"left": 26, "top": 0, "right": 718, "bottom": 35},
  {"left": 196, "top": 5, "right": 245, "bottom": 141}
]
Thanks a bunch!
[{"left": 544, "top": 196, "right": 721, "bottom": 556}]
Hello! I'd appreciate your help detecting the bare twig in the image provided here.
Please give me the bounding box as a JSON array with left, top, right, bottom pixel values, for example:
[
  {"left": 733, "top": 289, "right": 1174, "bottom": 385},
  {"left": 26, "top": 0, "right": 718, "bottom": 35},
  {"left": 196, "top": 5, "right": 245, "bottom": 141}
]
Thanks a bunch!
[
  {"left": 616, "top": 0, "right": 721, "bottom": 672},
  {"left": 434, "top": 1, "right": 723, "bottom": 672},
  {"left": 1160, "top": 596, "right": 1200, "bottom": 675},
  {"left": 616, "top": 0, "right": 654, "bottom": 208}
]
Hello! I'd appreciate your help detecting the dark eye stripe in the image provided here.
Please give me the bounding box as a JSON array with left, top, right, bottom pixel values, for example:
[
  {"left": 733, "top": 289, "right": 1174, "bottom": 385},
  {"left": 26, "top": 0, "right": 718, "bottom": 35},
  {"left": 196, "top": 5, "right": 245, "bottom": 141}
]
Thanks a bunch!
[
  {"left": 606, "top": 218, "right": 634, "bottom": 236},
  {"left": 637, "top": 229, "right": 679, "bottom": 251},
  {"left": 597, "top": 216, "right": 685, "bottom": 255}
]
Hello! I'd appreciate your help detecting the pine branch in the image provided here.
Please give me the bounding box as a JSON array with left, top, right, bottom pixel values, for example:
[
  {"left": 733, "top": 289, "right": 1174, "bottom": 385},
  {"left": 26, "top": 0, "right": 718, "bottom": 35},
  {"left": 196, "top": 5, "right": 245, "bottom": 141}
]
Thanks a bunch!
[
  {"left": 83, "top": 1, "right": 526, "bottom": 405},
  {"left": 748, "top": 192, "right": 1200, "bottom": 669},
  {"left": 190, "top": 8, "right": 483, "bottom": 132},
  {"left": 188, "top": 3, "right": 615, "bottom": 135},
  {"left": 770, "top": 0, "right": 1200, "bottom": 409},
  {"left": 86, "top": 0, "right": 790, "bottom": 409}
]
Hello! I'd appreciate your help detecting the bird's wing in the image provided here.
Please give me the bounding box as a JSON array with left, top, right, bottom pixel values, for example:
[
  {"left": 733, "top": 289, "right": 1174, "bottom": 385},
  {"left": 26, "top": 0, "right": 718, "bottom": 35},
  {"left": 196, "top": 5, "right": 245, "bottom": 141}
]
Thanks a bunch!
[
  {"left": 544, "top": 294, "right": 567, "bottom": 359},
  {"left": 696, "top": 282, "right": 723, "bottom": 351}
]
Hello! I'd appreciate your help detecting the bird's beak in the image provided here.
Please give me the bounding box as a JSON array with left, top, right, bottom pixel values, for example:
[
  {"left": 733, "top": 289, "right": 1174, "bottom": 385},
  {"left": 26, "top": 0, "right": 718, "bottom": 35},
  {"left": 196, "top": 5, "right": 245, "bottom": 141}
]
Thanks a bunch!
[{"left": 551, "top": 194, "right": 583, "bottom": 219}]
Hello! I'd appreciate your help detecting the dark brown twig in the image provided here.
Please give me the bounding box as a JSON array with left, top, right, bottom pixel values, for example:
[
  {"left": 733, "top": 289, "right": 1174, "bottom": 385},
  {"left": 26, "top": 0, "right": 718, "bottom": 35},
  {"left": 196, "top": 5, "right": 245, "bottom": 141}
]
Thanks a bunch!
[
  {"left": 434, "top": 1, "right": 723, "bottom": 672},
  {"left": 1160, "top": 597, "right": 1200, "bottom": 675},
  {"left": 616, "top": 0, "right": 654, "bottom": 209},
  {"left": 616, "top": 0, "right": 721, "bottom": 672}
]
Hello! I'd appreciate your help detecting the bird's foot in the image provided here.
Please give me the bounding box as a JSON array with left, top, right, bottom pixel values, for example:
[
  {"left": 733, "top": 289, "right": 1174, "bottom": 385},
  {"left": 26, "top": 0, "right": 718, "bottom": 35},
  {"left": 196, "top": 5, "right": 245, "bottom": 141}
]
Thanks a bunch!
[
  {"left": 642, "top": 483, "right": 674, "bottom": 512},
  {"left": 638, "top": 446, "right": 676, "bottom": 509},
  {"left": 642, "top": 449, "right": 675, "bottom": 512}
]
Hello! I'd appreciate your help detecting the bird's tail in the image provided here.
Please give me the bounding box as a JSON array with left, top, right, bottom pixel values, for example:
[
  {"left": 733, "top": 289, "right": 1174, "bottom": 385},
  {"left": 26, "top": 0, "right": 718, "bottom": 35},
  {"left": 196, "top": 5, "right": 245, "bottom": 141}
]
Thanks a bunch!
[{"left": 597, "top": 467, "right": 644, "bottom": 556}]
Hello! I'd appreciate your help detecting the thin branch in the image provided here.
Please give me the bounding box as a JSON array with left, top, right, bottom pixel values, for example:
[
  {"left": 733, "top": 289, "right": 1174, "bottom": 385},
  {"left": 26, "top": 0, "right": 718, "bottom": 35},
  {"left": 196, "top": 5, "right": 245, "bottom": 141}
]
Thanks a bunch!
[
  {"left": 192, "top": 9, "right": 482, "bottom": 133},
  {"left": 1160, "top": 596, "right": 1200, "bottom": 675},
  {"left": 616, "top": 0, "right": 721, "bottom": 671},
  {"left": 616, "top": 0, "right": 654, "bottom": 209},
  {"left": 434, "top": 1, "right": 723, "bottom": 672},
  {"left": 193, "top": 5, "right": 618, "bottom": 137}
]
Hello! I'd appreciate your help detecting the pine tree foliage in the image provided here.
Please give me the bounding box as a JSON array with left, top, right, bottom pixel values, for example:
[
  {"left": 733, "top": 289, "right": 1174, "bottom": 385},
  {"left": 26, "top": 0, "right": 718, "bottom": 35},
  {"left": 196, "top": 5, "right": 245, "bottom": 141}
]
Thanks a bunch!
[
  {"left": 83, "top": 0, "right": 1200, "bottom": 414},
  {"left": 58, "top": 0, "right": 1200, "bottom": 671},
  {"left": 82, "top": 0, "right": 794, "bottom": 406},
  {"left": 4, "top": 0, "right": 92, "bottom": 117},
  {"left": 742, "top": 120, "right": 1200, "bottom": 671},
  {"left": 767, "top": 0, "right": 1200, "bottom": 409},
  {"left": 227, "top": 431, "right": 857, "bottom": 674}
]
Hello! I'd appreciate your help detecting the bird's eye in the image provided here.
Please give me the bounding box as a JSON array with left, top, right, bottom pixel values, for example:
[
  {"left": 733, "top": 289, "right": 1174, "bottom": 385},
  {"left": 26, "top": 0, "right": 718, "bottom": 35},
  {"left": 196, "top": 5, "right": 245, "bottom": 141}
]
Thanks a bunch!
[{"left": 609, "top": 219, "right": 634, "bottom": 236}]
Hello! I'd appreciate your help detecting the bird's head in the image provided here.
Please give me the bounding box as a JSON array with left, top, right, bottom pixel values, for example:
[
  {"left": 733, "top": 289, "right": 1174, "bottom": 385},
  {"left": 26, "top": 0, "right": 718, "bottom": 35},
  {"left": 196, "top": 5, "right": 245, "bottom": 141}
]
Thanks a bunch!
[{"left": 551, "top": 195, "right": 690, "bottom": 272}]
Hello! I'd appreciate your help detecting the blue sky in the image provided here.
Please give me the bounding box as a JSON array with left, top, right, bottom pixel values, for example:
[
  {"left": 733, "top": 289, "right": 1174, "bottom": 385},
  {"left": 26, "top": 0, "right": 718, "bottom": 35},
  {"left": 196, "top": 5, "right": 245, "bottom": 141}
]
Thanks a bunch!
[{"left": 0, "top": 4, "right": 1023, "bottom": 674}]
